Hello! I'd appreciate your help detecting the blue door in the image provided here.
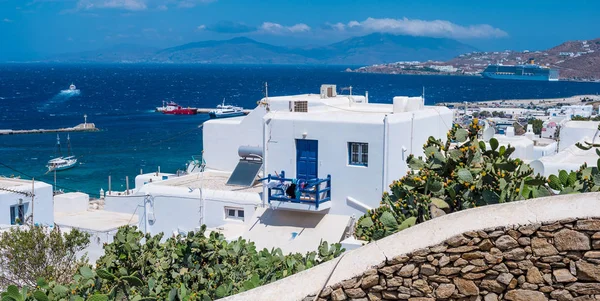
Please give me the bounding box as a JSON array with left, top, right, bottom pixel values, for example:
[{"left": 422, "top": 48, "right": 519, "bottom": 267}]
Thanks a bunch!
[{"left": 296, "top": 139, "right": 318, "bottom": 181}]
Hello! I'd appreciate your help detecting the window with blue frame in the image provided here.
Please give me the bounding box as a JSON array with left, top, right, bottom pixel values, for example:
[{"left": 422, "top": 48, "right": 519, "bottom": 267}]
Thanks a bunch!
[
  {"left": 348, "top": 142, "right": 368, "bottom": 166},
  {"left": 10, "top": 203, "right": 26, "bottom": 225}
]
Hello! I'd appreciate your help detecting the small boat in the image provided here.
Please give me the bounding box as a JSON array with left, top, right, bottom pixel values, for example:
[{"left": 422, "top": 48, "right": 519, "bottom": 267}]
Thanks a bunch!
[
  {"left": 61, "top": 83, "right": 80, "bottom": 94},
  {"left": 47, "top": 134, "right": 78, "bottom": 172},
  {"left": 209, "top": 99, "right": 245, "bottom": 119},
  {"left": 161, "top": 101, "right": 198, "bottom": 115}
]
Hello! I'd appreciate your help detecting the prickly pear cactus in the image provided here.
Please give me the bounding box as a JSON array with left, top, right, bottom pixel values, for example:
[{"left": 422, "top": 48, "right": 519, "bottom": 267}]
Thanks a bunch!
[{"left": 355, "top": 119, "right": 550, "bottom": 241}]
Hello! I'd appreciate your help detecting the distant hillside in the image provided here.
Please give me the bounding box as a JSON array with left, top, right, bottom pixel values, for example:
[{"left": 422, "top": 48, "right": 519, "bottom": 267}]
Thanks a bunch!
[
  {"left": 45, "top": 44, "right": 159, "bottom": 63},
  {"left": 320, "top": 33, "right": 477, "bottom": 64},
  {"left": 41, "top": 34, "right": 477, "bottom": 65}
]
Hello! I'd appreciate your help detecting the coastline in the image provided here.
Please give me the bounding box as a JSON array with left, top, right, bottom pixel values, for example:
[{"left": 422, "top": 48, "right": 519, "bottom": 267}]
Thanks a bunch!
[{"left": 438, "top": 94, "right": 600, "bottom": 108}]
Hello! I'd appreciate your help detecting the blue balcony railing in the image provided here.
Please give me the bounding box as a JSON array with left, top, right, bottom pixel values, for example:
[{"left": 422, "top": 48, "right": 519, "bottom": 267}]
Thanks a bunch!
[{"left": 262, "top": 171, "right": 331, "bottom": 209}]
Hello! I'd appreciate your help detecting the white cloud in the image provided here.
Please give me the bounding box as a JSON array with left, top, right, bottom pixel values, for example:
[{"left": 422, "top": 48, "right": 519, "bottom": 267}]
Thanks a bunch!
[
  {"left": 196, "top": 24, "right": 206, "bottom": 31},
  {"left": 176, "top": 0, "right": 214, "bottom": 8},
  {"left": 335, "top": 17, "right": 507, "bottom": 39},
  {"left": 259, "top": 22, "right": 310, "bottom": 34},
  {"left": 156, "top": 4, "right": 167, "bottom": 10},
  {"left": 76, "top": 0, "right": 147, "bottom": 11},
  {"left": 3, "top": 18, "right": 13, "bottom": 23}
]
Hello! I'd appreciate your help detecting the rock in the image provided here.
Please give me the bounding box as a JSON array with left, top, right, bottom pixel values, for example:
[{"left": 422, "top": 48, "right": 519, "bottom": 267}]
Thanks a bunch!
[
  {"left": 320, "top": 287, "right": 333, "bottom": 297},
  {"left": 420, "top": 264, "right": 436, "bottom": 276},
  {"left": 531, "top": 237, "right": 559, "bottom": 256},
  {"left": 504, "top": 248, "right": 526, "bottom": 260},
  {"left": 540, "top": 222, "right": 562, "bottom": 231},
  {"left": 341, "top": 278, "right": 358, "bottom": 289},
  {"left": 496, "top": 235, "right": 520, "bottom": 250},
  {"left": 583, "top": 251, "right": 600, "bottom": 258},
  {"left": 554, "top": 229, "right": 590, "bottom": 251},
  {"left": 331, "top": 288, "right": 347, "bottom": 301},
  {"left": 453, "top": 278, "right": 479, "bottom": 296},
  {"left": 576, "top": 260, "right": 600, "bottom": 281},
  {"left": 539, "top": 286, "right": 553, "bottom": 293},
  {"left": 361, "top": 274, "right": 379, "bottom": 289},
  {"left": 576, "top": 220, "right": 600, "bottom": 231},
  {"left": 430, "top": 244, "right": 448, "bottom": 253},
  {"left": 573, "top": 296, "right": 596, "bottom": 301},
  {"left": 554, "top": 269, "right": 578, "bottom": 283},
  {"left": 447, "top": 246, "right": 479, "bottom": 253},
  {"left": 345, "top": 288, "right": 366, "bottom": 298},
  {"left": 407, "top": 298, "right": 434, "bottom": 301},
  {"left": 463, "top": 251, "right": 485, "bottom": 260},
  {"left": 386, "top": 277, "right": 402, "bottom": 287},
  {"left": 550, "top": 289, "right": 574, "bottom": 301},
  {"left": 566, "top": 283, "right": 600, "bottom": 295},
  {"left": 446, "top": 234, "right": 470, "bottom": 247},
  {"left": 542, "top": 273, "right": 553, "bottom": 286},
  {"left": 428, "top": 275, "right": 451, "bottom": 283},
  {"left": 367, "top": 292, "right": 382, "bottom": 301},
  {"left": 504, "top": 289, "right": 548, "bottom": 301},
  {"left": 435, "top": 283, "right": 455, "bottom": 299},
  {"left": 484, "top": 293, "right": 499, "bottom": 301},
  {"left": 479, "top": 239, "right": 494, "bottom": 251},
  {"left": 518, "top": 224, "right": 540, "bottom": 235},
  {"left": 493, "top": 263, "right": 509, "bottom": 273},
  {"left": 522, "top": 283, "right": 539, "bottom": 290},
  {"left": 527, "top": 267, "right": 544, "bottom": 284},
  {"left": 381, "top": 290, "right": 398, "bottom": 300},
  {"left": 594, "top": 240, "right": 600, "bottom": 250},
  {"left": 412, "top": 279, "right": 432, "bottom": 294},
  {"left": 378, "top": 265, "right": 401, "bottom": 277},
  {"left": 438, "top": 255, "right": 450, "bottom": 267},
  {"left": 463, "top": 273, "right": 486, "bottom": 280},
  {"left": 497, "top": 272, "right": 514, "bottom": 285},
  {"left": 439, "top": 267, "right": 461, "bottom": 275},
  {"left": 480, "top": 279, "right": 505, "bottom": 294},
  {"left": 398, "top": 264, "right": 416, "bottom": 277},
  {"left": 454, "top": 258, "right": 469, "bottom": 266},
  {"left": 518, "top": 237, "right": 531, "bottom": 246}
]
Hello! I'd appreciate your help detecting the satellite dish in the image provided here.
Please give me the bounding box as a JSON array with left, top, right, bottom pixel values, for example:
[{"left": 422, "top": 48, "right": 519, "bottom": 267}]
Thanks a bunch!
[
  {"left": 530, "top": 160, "right": 545, "bottom": 176},
  {"left": 482, "top": 127, "right": 495, "bottom": 142}
]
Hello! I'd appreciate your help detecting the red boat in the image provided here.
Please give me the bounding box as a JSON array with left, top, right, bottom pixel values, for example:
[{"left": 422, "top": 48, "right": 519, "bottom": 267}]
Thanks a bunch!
[{"left": 160, "top": 101, "right": 198, "bottom": 115}]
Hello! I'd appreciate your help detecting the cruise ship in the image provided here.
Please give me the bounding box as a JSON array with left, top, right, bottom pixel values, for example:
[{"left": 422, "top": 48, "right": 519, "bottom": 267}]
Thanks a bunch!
[{"left": 481, "top": 59, "right": 559, "bottom": 81}]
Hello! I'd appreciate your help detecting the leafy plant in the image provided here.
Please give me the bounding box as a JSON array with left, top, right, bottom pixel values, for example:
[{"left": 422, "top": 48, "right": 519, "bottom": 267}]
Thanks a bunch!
[
  {"left": 356, "top": 119, "right": 550, "bottom": 241},
  {"left": 2, "top": 226, "right": 344, "bottom": 301},
  {"left": 0, "top": 225, "right": 90, "bottom": 288}
]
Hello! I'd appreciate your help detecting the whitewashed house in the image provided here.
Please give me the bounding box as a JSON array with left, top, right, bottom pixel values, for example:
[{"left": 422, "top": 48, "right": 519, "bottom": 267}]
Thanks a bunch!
[
  {"left": 105, "top": 85, "right": 453, "bottom": 253},
  {"left": 0, "top": 178, "right": 53, "bottom": 226}
]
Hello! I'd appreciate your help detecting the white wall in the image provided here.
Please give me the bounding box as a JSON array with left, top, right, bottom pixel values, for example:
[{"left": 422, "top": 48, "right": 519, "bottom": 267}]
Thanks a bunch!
[
  {"left": 104, "top": 187, "right": 260, "bottom": 238},
  {"left": 559, "top": 121, "right": 600, "bottom": 151},
  {"left": 0, "top": 180, "right": 53, "bottom": 226},
  {"left": 54, "top": 192, "right": 89, "bottom": 213},
  {"left": 265, "top": 107, "right": 452, "bottom": 216},
  {"left": 203, "top": 107, "right": 267, "bottom": 172}
]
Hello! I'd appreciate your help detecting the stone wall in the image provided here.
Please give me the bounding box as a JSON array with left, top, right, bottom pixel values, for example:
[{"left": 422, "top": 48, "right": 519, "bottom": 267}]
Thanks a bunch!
[
  {"left": 308, "top": 218, "right": 600, "bottom": 301},
  {"left": 219, "top": 194, "right": 600, "bottom": 301}
]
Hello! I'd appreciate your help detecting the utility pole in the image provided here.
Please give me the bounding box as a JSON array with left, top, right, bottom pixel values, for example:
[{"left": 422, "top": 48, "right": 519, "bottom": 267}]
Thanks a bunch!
[{"left": 31, "top": 178, "right": 34, "bottom": 225}]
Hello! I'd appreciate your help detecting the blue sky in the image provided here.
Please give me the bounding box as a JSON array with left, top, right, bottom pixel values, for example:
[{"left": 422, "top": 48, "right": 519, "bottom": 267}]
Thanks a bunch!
[{"left": 1, "top": 0, "right": 599, "bottom": 60}]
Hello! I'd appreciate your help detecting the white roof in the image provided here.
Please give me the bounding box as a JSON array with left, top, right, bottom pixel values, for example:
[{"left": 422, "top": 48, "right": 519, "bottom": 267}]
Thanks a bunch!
[
  {"left": 563, "top": 121, "right": 600, "bottom": 130},
  {"left": 242, "top": 207, "right": 351, "bottom": 254},
  {"left": 154, "top": 171, "right": 263, "bottom": 193},
  {"left": 54, "top": 210, "right": 139, "bottom": 232}
]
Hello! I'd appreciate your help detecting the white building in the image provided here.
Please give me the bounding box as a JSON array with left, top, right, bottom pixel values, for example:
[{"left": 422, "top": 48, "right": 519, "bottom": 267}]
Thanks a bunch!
[
  {"left": 105, "top": 84, "right": 453, "bottom": 253},
  {"left": 0, "top": 178, "right": 53, "bottom": 226},
  {"left": 558, "top": 121, "right": 600, "bottom": 151}
]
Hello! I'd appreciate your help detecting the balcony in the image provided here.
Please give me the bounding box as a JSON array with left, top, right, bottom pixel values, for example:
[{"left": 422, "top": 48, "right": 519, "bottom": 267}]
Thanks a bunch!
[{"left": 263, "top": 171, "right": 331, "bottom": 211}]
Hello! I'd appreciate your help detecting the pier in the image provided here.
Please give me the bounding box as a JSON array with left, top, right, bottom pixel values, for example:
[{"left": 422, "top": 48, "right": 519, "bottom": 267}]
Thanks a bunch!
[{"left": 0, "top": 123, "right": 99, "bottom": 135}]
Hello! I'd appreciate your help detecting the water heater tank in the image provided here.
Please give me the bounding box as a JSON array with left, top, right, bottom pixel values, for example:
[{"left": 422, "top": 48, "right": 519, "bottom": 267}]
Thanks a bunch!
[{"left": 238, "top": 146, "right": 263, "bottom": 159}]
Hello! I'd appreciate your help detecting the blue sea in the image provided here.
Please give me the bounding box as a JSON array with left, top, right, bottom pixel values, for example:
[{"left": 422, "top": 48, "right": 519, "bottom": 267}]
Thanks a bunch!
[{"left": 1, "top": 64, "right": 599, "bottom": 196}]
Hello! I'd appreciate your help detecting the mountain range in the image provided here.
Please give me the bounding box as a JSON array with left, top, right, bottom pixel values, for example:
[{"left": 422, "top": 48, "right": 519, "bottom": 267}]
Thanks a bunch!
[{"left": 42, "top": 33, "right": 477, "bottom": 65}]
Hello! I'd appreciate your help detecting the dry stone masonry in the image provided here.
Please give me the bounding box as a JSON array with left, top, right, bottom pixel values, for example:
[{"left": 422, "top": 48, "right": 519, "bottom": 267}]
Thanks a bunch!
[{"left": 304, "top": 218, "right": 600, "bottom": 301}]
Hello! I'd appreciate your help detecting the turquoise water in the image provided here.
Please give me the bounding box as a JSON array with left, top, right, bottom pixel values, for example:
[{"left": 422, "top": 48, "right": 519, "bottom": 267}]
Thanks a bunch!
[{"left": 1, "top": 64, "right": 599, "bottom": 196}]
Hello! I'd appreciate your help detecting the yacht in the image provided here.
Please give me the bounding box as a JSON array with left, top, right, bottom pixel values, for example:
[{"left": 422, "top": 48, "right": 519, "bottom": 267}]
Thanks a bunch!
[
  {"left": 61, "top": 83, "right": 80, "bottom": 94},
  {"left": 47, "top": 135, "right": 77, "bottom": 172},
  {"left": 209, "top": 99, "right": 245, "bottom": 119}
]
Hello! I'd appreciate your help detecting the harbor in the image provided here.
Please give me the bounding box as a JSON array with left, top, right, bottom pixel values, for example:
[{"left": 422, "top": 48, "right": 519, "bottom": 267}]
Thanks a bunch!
[{"left": 0, "top": 123, "right": 99, "bottom": 135}]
